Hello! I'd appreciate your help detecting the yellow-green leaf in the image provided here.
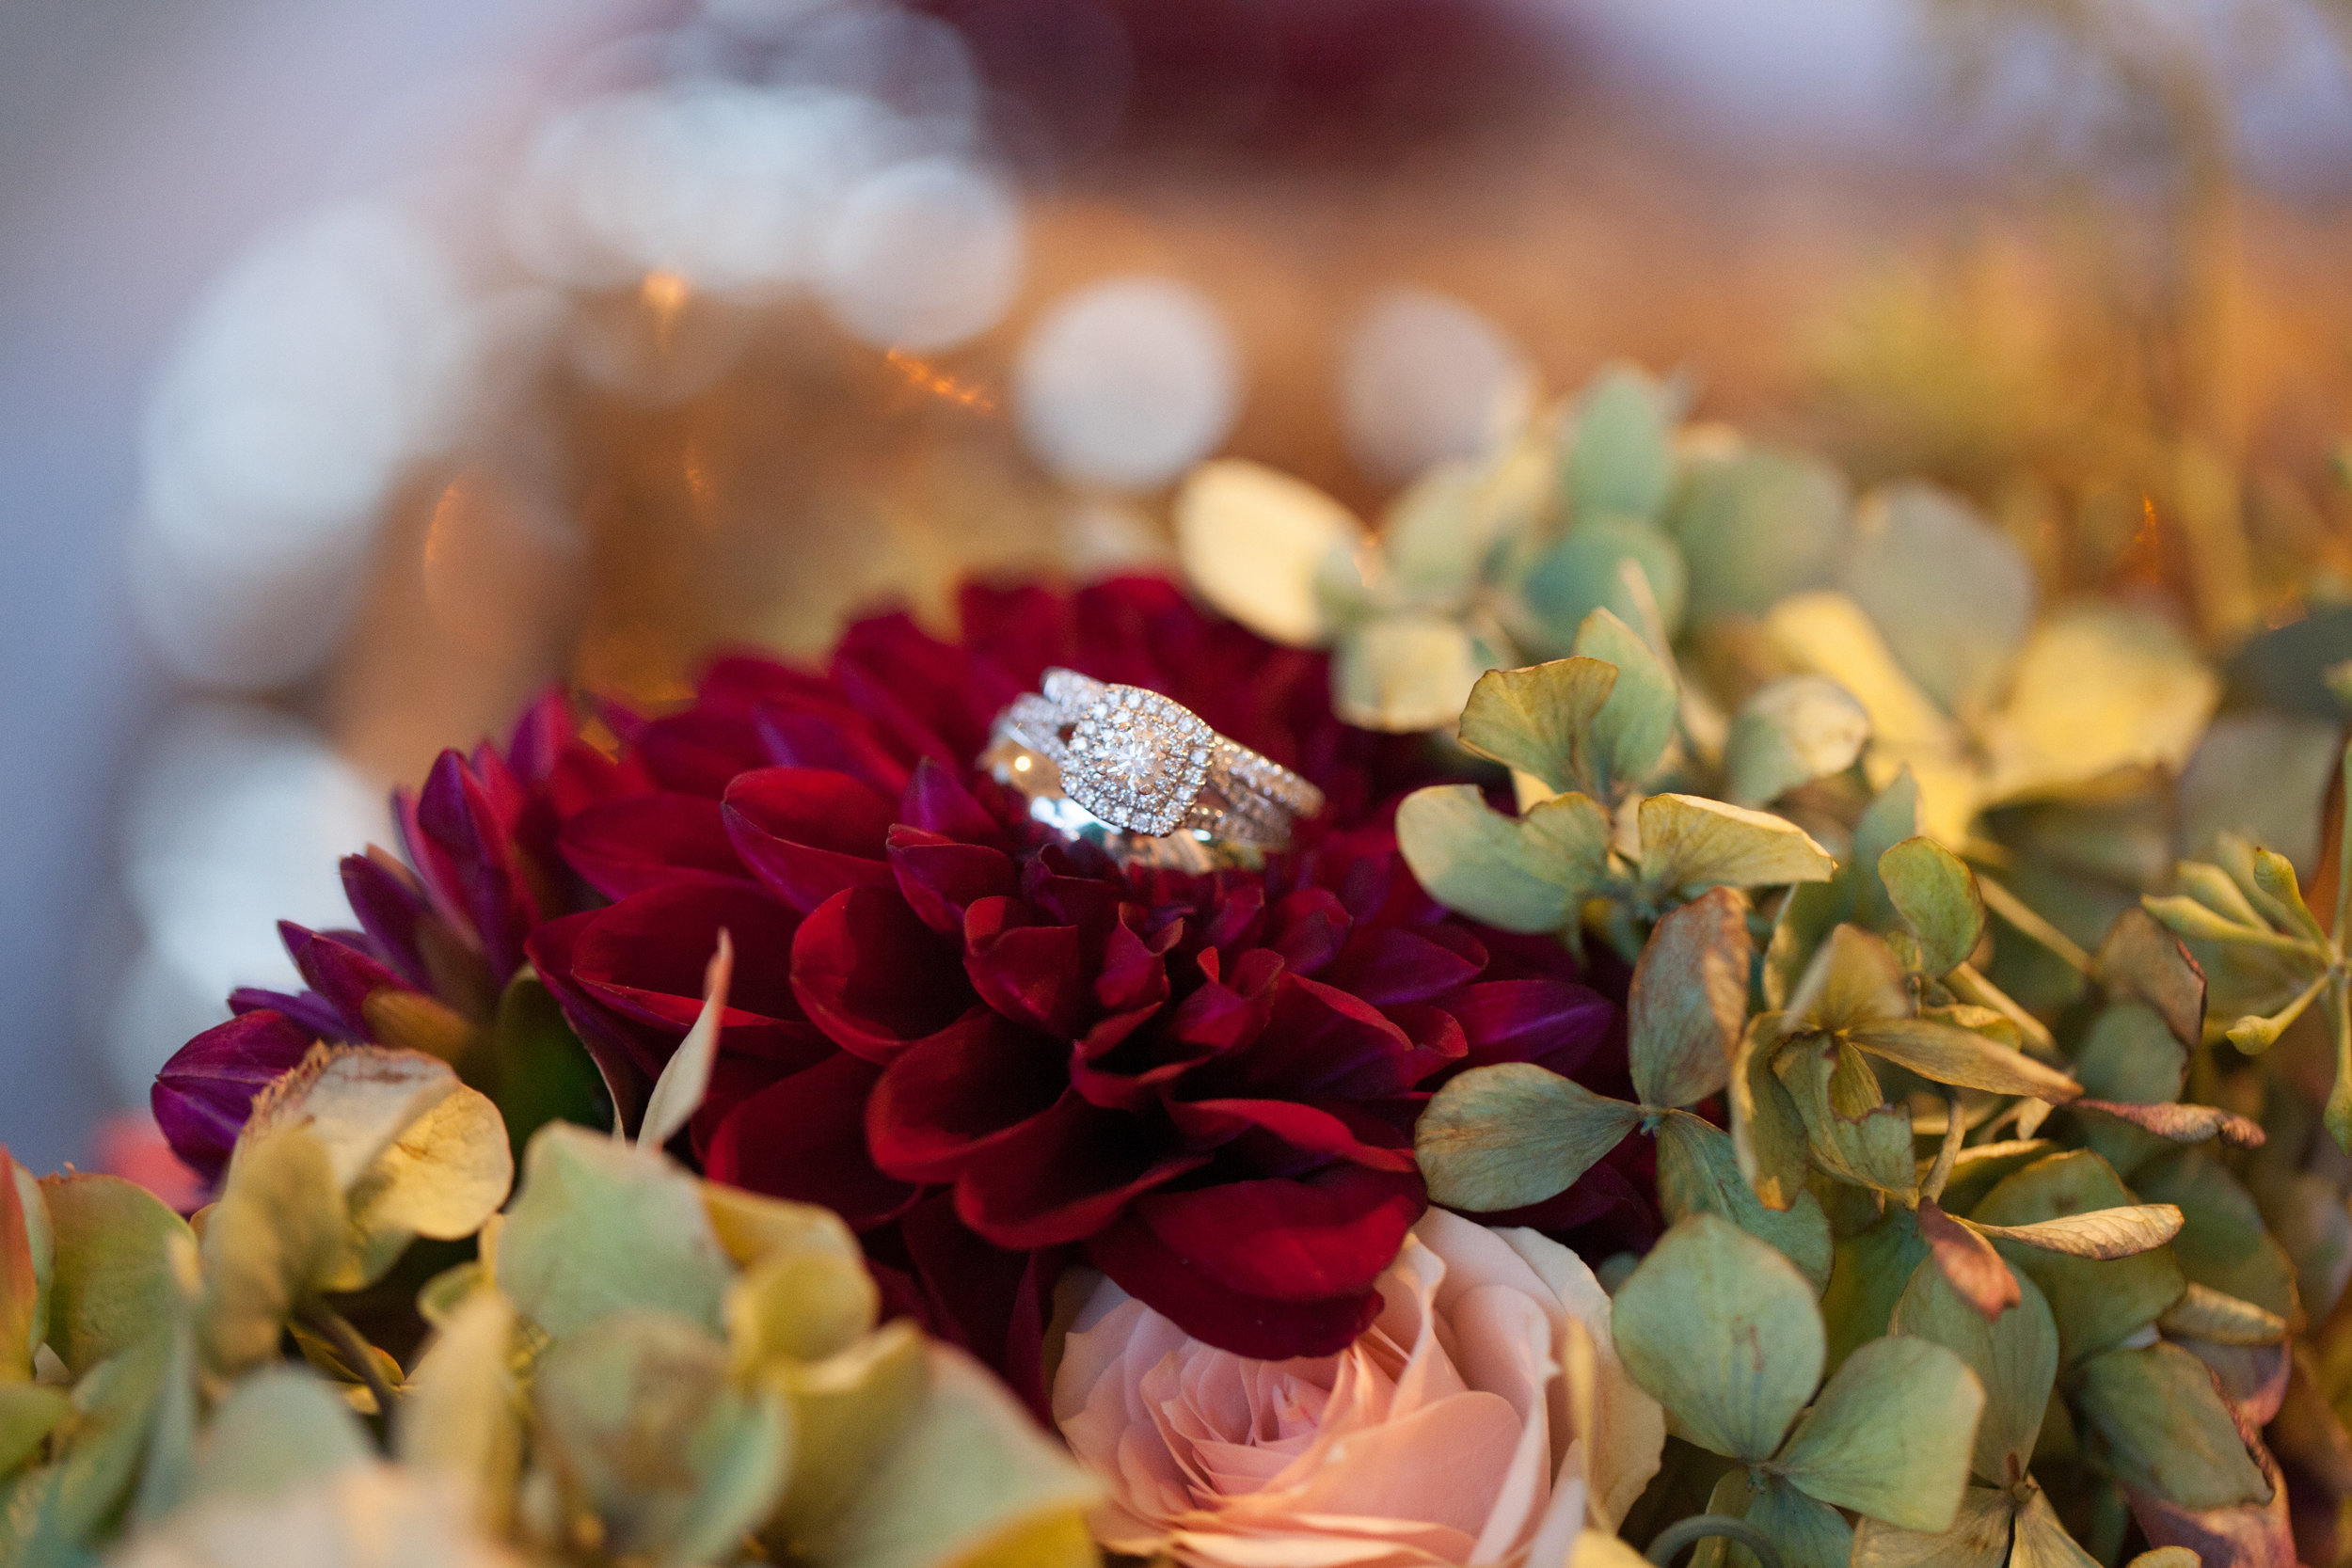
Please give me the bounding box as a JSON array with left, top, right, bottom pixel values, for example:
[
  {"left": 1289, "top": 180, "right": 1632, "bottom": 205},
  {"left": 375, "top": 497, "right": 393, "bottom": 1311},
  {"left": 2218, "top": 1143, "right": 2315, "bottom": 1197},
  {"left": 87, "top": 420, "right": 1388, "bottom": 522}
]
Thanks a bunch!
[
  {"left": 1841, "top": 482, "right": 2033, "bottom": 716},
  {"left": 1774, "top": 1037, "right": 1916, "bottom": 1196},
  {"left": 1456, "top": 657, "right": 1617, "bottom": 795},
  {"left": 496, "top": 1123, "right": 734, "bottom": 1340},
  {"left": 395, "top": 1286, "right": 521, "bottom": 1525},
  {"left": 1574, "top": 607, "right": 1679, "bottom": 795},
  {"left": 1774, "top": 1335, "right": 1984, "bottom": 1531},
  {"left": 197, "top": 1130, "right": 346, "bottom": 1378},
  {"left": 728, "top": 1249, "right": 882, "bottom": 1369},
  {"left": 1879, "top": 836, "right": 1984, "bottom": 976},
  {"left": 1395, "top": 785, "right": 1581, "bottom": 934},
  {"left": 1891, "top": 1256, "right": 2057, "bottom": 1485},
  {"left": 38, "top": 1175, "right": 192, "bottom": 1379},
  {"left": 1655, "top": 1112, "right": 1832, "bottom": 1292},
  {"left": 1415, "top": 1064, "right": 1641, "bottom": 1212},
  {"left": 1334, "top": 615, "right": 1488, "bottom": 733},
  {"left": 1565, "top": 364, "right": 1676, "bottom": 520},
  {"left": 1969, "top": 1203, "right": 2183, "bottom": 1259},
  {"left": 1725, "top": 675, "right": 1870, "bottom": 808},
  {"left": 2009, "top": 1486, "right": 2103, "bottom": 1568},
  {"left": 1611, "top": 1214, "right": 1824, "bottom": 1464},
  {"left": 186, "top": 1367, "right": 372, "bottom": 1503},
  {"left": 1730, "top": 1020, "right": 1810, "bottom": 1212},
  {"left": 759, "top": 1319, "right": 930, "bottom": 1552},
  {"left": 798, "top": 1342, "right": 1101, "bottom": 1568},
  {"left": 1638, "top": 794, "right": 1836, "bottom": 898},
  {"left": 2157, "top": 1282, "right": 2287, "bottom": 1346},
  {"left": 1174, "top": 459, "right": 1364, "bottom": 647},
  {"left": 1630, "top": 887, "right": 1753, "bottom": 1110},
  {"left": 0, "top": 1385, "right": 68, "bottom": 1477},
  {"left": 1786, "top": 925, "right": 1909, "bottom": 1034}
]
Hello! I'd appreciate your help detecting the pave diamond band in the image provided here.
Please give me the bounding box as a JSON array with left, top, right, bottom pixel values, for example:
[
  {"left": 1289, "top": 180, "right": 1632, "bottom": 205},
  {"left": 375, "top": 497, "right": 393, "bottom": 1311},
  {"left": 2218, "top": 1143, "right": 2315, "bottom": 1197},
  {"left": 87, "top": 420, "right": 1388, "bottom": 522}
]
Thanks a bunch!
[{"left": 987, "top": 669, "right": 1326, "bottom": 848}]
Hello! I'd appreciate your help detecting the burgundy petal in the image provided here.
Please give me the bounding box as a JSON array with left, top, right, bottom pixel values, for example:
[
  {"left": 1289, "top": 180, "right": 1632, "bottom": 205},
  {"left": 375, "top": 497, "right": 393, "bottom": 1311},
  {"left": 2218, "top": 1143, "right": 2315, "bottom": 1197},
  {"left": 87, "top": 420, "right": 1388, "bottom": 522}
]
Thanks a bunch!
[
  {"left": 868, "top": 1013, "right": 1067, "bottom": 1182},
  {"left": 561, "top": 792, "right": 745, "bottom": 899},
  {"left": 1449, "top": 976, "right": 1618, "bottom": 1077},
  {"left": 950, "top": 1093, "right": 1207, "bottom": 1249},
  {"left": 279, "top": 922, "right": 410, "bottom": 1036},
  {"left": 569, "top": 883, "right": 805, "bottom": 1060},
  {"left": 1323, "top": 926, "right": 1486, "bottom": 1006},
  {"left": 152, "top": 1009, "right": 316, "bottom": 1184},
  {"left": 704, "top": 1053, "right": 923, "bottom": 1229},
  {"left": 792, "top": 885, "right": 977, "bottom": 1061},
  {"left": 1164, "top": 1099, "right": 1420, "bottom": 1174},
  {"left": 339, "top": 853, "right": 429, "bottom": 988},
  {"left": 1127, "top": 1166, "right": 1422, "bottom": 1304},
  {"left": 888, "top": 828, "right": 1017, "bottom": 936},
  {"left": 723, "top": 767, "right": 898, "bottom": 912},
  {"left": 1088, "top": 1208, "right": 1384, "bottom": 1360},
  {"left": 963, "top": 897, "right": 1092, "bottom": 1039}
]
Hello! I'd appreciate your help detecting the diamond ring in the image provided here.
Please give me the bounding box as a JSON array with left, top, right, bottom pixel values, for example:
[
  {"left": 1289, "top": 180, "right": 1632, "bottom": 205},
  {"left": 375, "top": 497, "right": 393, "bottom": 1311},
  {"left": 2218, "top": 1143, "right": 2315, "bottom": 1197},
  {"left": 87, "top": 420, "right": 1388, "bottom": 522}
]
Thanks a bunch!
[{"left": 985, "top": 669, "right": 1326, "bottom": 849}]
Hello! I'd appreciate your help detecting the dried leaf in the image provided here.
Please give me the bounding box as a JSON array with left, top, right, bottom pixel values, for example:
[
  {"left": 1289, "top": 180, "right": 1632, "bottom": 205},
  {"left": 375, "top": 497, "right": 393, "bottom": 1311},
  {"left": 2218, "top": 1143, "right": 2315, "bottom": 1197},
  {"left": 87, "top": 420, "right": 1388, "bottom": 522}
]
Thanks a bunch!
[
  {"left": 1980, "top": 605, "right": 2218, "bottom": 807},
  {"left": 2073, "top": 1100, "right": 2265, "bottom": 1149},
  {"left": 2010, "top": 1486, "right": 2102, "bottom": 1568},
  {"left": 1970, "top": 1204, "right": 2184, "bottom": 1259},
  {"left": 1630, "top": 888, "right": 1754, "bottom": 1109},
  {"left": 1333, "top": 615, "right": 1488, "bottom": 732},
  {"left": 1842, "top": 482, "right": 2034, "bottom": 716},
  {"left": 1849, "top": 1018, "right": 2079, "bottom": 1101},
  {"left": 196, "top": 1130, "right": 347, "bottom": 1378},
  {"left": 38, "top": 1175, "right": 191, "bottom": 1379},
  {"left": 1851, "top": 1486, "right": 2012, "bottom": 1568},
  {"left": 187, "top": 1367, "right": 372, "bottom": 1503},
  {"left": 638, "top": 930, "right": 734, "bottom": 1155},
  {"left": 1573, "top": 607, "right": 1680, "bottom": 796},
  {"left": 727, "top": 1249, "right": 881, "bottom": 1369},
  {"left": 1775, "top": 1037, "right": 1917, "bottom": 1196},
  {"left": 496, "top": 1124, "right": 734, "bottom": 1340},
  {"left": 1611, "top": 1214, "right": 1825, "bottom": 1464},
  {"left": 1786, "top": 925, "right": 1909, "bottom": 1034},
  {"left": 1639, "top": 794, "right": 1836, "bottom": 898},
  {"left": 1565, "top": 364, "right": 1676, "bottom": 520},
  {"left": 2157, "top": 1282, "right": 2287, "bottom": 1347},
  {"left": 396, "top": 1288, "right": 521, "bottom": 1527},
  {"left": 2074, "top": 1342, "right": 2272, "bottom": 1511},
  {"left": 1725, "top": 675, "right": 1871, "bottom": 809},
  {"left": 2095, "top": 908, "right": 2207, "bottom": 1051},
  {"left": 1774, "top": 1335, "right": 1984, "bottom": 1532},
  {"left": 1971, "top": 1150, "right": 2185, "bottom": 1367},
  {"left": 1730, "top": 1019, "right": 1810, "bottom": 1212},
  {"left": 1520, "top": 518, "right": 1689, "bottom": 652},
  {"left": 1915, "top": 1200, "right": 2022, "bottom": 1323},
  {"left": 1666, "top": 448, "right": 1850, "bottom": 623},
  {"left": 1414, "top": 1064, "right": 1641, "bottom": 1212}
]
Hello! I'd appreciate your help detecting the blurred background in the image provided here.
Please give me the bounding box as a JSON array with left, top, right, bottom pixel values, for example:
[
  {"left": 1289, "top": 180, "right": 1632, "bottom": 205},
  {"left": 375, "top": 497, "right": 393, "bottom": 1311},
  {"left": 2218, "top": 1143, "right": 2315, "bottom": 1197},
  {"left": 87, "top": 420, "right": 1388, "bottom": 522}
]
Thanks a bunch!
[{"left": 5, "top": 0, "right": 2352, "bottom": 1174}]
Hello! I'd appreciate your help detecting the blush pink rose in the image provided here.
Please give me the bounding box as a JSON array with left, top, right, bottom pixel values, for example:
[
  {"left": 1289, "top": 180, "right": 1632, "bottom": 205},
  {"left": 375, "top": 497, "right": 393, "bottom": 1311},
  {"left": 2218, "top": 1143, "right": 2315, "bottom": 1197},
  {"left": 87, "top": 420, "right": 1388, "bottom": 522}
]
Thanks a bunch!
[{"left": 1051, "top": 1209, "right": 1665, "bottom": 1568}]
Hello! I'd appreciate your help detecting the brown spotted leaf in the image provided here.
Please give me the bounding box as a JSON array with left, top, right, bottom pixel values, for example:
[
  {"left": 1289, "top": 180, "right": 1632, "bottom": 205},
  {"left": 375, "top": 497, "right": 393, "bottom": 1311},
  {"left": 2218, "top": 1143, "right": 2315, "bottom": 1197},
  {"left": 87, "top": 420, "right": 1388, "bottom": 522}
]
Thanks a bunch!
[
  {"left": 1630, "top": 887, "right": 1754, "bottom": 1110},
  {"left": 1917, "top": 1200, "right": 2021, "bottom": 1321},
  {"left": 2071, "top": 1100, "right": 2265, "bottom": 1149}
]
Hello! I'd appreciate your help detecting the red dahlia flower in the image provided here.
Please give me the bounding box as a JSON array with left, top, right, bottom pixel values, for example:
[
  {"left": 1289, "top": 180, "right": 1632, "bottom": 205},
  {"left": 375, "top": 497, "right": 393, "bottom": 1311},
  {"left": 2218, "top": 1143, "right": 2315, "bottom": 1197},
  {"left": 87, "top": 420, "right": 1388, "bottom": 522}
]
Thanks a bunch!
[{"left": 153, "top": 578, "right": 1651, "bottom": 1386}]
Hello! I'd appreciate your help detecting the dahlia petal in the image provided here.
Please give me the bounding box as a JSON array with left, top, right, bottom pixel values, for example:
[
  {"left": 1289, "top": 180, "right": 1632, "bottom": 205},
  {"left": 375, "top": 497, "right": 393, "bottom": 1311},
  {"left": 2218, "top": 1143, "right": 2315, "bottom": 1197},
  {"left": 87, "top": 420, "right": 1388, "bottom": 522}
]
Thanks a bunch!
[
  {"left": 834, "top": 610, "right": 1009, "bottom": 763},
  {"left": 1265, "top": 888, "right": 1352, "bottom": 977},
  {"left": 1163, "top": 1100, "right": 1419, "bottom": 1175},
  {"left": 951, "top": 1093, "right": 1209, "bottom": 1249},
  {"left": 502, "top": 688, "right": 575, "bottom": 784},
  {"left": 1126, "top": 1168, "right": 1422, "bottom": 1307},
  {"left": 1387, "top": 1002, "right": 1470, "bottom": 1083},
  {"left": 898, "top": 758, "right": 1004, "bottom": 842},
  {"left": 1095, "top": 913, "right": 1175, "bottom": 1018},
  {"left": 963, "top": 896, "right": 1094, "bottom": 1039},
  {"left": 754, "top": 708, "right": 911, "bottom": 797},
  {"left": 898, "top": 1194, "right": 1062, "bottom": 1417},
  {"left": 1200, "top": 883, "right": 1267, "bottom": 954},
  {"left": 1446, "top": 977, "right": 1618, "bottom": 1077},
  {"left": 723, "top": 767, "right": 898, "bottom": 912},
  {"left": 1195, "top": 975, "right": 1422, "bottom": 1101},
  {"left": 561, "top": 792, "right": 745, "bottom": 900},
  {"left": 636, "top": 707, "right": 775, "bottom": 797},
  {"left": 1166, "top": 949, "right": 1284, "bottom": 1053},
  {"left": 888, "top": 828, "right": 1018, "bottom": 936},
  {"left": 690, "top": 1021, "right": 839, "bottom": 1161},
  {"left": 867, "top": 1013, "right": 1068, "bottom": 1181},
  {"left": 1088, "top": 1210, "right": 1384, "bottom": 1361},
  {"left": 565, "top": 884, "right": 806, "bottom": 1071},
  {"left": 279, "top": 922, "right": 411, "bottom": 1036},
  {"left": 151, "top": 1008, "right": 317, "bottom": 1183},
  {"left": 1323, "top": 927, "right": 1486, "bottom": 1006},
  {"left": 793, "top": 885, "right": 977, "bottom": 1061},
  {"left": 545, "top": 737, "right": 656, "bottom": 821},
  {"left": 698, "top": 652, "right": 843, "bottom": 711},
  {"left": 412, "top": 750, "right": 537, "bottom": 980},
  {"left": 703, "top": 1053, "right": 923, "bottom": 1229},
  {"left": 228, "top": 988, "right": 356, "bottom": 1045},
  {"left": 526, "top": 910, "right": 661, "bottom": 1120},
  {"left": 339, "top": 853, "right": 430, "bottom": 988}
]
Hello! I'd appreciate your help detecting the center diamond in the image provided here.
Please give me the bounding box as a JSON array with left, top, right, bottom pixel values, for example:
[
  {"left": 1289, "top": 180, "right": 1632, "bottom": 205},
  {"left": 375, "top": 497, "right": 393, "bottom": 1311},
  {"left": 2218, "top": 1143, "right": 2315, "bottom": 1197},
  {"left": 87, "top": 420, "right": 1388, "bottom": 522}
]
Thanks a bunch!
[{"left": 1058, "top": 684, "right": 1215, "bottom": 836}]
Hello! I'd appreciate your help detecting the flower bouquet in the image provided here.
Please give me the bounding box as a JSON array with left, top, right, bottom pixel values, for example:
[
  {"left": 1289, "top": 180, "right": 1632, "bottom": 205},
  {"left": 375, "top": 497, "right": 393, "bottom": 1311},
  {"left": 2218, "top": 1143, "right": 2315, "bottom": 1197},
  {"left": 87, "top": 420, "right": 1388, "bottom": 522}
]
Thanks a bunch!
[{"left": 10, "top": 365, "right": 2352, "bottom": 1568}]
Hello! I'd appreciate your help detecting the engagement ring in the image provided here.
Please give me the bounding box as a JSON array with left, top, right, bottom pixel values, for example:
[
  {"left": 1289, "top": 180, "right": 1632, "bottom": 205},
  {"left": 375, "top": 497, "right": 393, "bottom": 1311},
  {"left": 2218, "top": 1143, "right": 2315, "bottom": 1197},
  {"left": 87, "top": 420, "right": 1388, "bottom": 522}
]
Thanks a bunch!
[{"left": 986, "top": 669, "right": 1326, "bottom": 852}]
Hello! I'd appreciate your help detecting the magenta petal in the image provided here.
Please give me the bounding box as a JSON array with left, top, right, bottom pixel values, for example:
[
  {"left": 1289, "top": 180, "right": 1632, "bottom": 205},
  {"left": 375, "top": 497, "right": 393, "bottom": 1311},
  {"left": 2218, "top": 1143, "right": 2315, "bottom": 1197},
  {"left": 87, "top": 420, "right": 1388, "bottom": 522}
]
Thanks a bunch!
[
  {"left": 723, "top": 767, "right": 898, "bottom": 913},
  {"left": 339, "top": 854, "right": 429, "bottom": 988},
  {"left": 410, "top": 750, "right": 537, "bottom": 980},
  {"left": 279, "top": 922, "right": 409, "bottom": 1036},
  {"left": 950, "top": 1093, "right": 1208, "bottom": 1249},
  {"left": 1128, "top": 1166, "right": 1422, "bottom": 1304},
  {"left": 152, "top": 1009, "right": 317, "bottom": 1184},
  {"left": 898, "top": 758, "right": 1003, "bottom": 842},
  {"left": 228, "top": 988, "right": 356, "bottom": 1044},
  {"left": 561, "top": 792, "right": 745, "bottom": 900},
  {"left": 704, "top": 1053, "right": 924, "bottom": 1229},
  {"left": 1448, "top": 976, "right": 1618, "bottom": 1077},
  {"left": 792, "top": 885, "right": 977, "bottom": 1062},
  {"left": 1323, "top": 926, "right": 1486, "bottom": 1006}
]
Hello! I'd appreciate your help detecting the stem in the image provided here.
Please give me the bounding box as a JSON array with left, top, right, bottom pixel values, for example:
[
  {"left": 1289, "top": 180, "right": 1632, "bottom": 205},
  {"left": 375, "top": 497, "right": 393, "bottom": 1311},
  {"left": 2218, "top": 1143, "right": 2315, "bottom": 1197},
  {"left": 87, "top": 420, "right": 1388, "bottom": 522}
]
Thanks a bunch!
[
  {"left": 299, "top": 1302, "right": 398, "bottom": 1419},
  {"left": 1925, "top": 1093, "right": 1965, "bottom": 1202},
  {"left": 1645, "top": 1515, "right": 1785, "bottom": 1568},
  {"left": 1976, "top": 877, "right": 2091, "bottom": 975}
]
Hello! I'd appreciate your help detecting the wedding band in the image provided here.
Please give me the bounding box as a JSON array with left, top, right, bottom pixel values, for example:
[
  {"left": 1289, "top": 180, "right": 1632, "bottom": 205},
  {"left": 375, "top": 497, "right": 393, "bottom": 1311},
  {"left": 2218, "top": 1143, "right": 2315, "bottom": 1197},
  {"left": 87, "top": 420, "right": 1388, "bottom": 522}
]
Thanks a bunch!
[{"left": 985, "top": 669, "right": 1326, "bottom": 849}]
